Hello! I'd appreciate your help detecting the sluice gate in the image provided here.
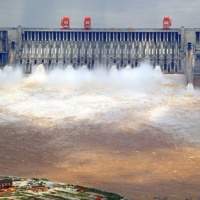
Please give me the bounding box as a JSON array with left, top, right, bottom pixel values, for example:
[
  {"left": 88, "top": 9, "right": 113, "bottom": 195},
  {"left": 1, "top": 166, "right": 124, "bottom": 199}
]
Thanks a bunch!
[
  {"left": 21, "top": 29, "right": 182, "bottom": 73},
  {"left": 1, "top": 26, "right": 200, "bottom": 86}
]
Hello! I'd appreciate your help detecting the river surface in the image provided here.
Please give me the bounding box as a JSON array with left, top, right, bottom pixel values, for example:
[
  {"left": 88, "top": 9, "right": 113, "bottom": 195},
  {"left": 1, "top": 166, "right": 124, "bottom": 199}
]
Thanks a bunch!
[{"left": 0, "top": 64, "right": 200, "bottom": 199}]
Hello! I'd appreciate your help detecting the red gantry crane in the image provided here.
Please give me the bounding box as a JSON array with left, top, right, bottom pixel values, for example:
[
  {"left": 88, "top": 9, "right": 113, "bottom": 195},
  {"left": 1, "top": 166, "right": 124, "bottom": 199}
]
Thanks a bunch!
[
  {"left": 84, "top": 17, "right": 91, "bottom": 30},
  {"left": 163, "top": 17, "right": 172, "bottom": 30},
  {"left": 61, "top": 17, "right": 70, "bottom": 30}
]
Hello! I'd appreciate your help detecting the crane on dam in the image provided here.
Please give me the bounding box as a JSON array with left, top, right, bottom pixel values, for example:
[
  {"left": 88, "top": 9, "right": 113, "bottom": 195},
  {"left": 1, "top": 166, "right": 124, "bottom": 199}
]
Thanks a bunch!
[
  {"left": 84, "top": 17, "right": 91, "bottom": 30},
  {"left": 61, "top": 17, "right": 70, "bottom": 30},
  {"left": 163, "top": 16, "right": 172, "bottom": 30}
]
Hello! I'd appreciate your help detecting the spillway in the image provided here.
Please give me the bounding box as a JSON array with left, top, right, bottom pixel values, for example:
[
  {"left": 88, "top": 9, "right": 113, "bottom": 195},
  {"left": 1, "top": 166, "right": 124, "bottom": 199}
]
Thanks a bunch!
[{"left": 1, "top": 26, "right": 200, "bottom": 86}]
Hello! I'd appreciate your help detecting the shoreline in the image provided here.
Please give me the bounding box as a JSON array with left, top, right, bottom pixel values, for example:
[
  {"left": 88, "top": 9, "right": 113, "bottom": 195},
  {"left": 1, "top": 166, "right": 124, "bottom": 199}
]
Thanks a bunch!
[{"left": 0, "top": 175, "right": 126, "bottom": 200}]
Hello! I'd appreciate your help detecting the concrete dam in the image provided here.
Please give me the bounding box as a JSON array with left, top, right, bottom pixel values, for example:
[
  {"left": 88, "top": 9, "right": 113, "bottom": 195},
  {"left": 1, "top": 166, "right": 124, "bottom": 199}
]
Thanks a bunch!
[{"left": 1, "top": 25, "right": 200, "bottom": 86}]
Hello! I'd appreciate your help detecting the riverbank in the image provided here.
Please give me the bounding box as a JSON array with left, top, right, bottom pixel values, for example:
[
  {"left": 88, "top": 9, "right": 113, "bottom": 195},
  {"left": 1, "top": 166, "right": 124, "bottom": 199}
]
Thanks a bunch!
[{"left": 0, "top": 176, "right": 126, "bottom": 200}]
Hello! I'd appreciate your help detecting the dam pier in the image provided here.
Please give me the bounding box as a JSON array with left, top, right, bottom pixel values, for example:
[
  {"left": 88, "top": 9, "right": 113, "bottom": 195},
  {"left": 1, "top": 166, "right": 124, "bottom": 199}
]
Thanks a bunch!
[{"left": 1, "top": 25, "right": 200, "bottom": 86}]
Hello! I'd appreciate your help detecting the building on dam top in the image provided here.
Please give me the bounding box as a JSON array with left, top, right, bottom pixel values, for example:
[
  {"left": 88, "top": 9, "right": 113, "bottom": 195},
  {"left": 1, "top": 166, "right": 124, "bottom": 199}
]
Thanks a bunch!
[{"left": 0, "top": 16, "right": 200, "bottom": 85}]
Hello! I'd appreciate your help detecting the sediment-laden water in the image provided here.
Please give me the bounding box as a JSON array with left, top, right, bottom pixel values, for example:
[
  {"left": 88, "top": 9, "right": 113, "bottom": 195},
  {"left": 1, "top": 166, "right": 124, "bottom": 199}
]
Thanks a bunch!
[{"left": 0, "top": 63, "right": 200, "bottom": 199}]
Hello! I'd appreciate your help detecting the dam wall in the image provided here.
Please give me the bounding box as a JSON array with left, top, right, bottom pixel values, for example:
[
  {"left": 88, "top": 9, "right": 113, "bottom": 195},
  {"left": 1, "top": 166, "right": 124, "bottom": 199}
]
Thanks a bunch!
[
  {"left": 0, "top": 30, "right": 8, "bottom": 66},
  {"left": 1, "top": 26, "right": 200, "bottom": 85},
  {"left": 21, "top": 28, "right": 183, "bottom": 74}
]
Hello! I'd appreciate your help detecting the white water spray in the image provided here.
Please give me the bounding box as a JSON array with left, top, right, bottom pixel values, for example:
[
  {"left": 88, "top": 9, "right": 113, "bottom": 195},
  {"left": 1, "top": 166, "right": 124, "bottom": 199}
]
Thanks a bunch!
[
  {"left": 35, "top": 64, "right": 45, "bottom": 73},
  {"left": 153, "top": 65, "right": 165, "bottom": 81},
  {"left": 0, "top": 63, "right": 200, "bottom": 144},
  {"left": 3, "top": 65, "right": 13, "bottom": 72},
  {"left": 187, "top": 83, "right": 194, "bottom": 91},
  {"left": 110, "top": 65, "right": 118, "bottom": 71},
  {"left": 0, "top": 66, "right": 22, "bottom": 88}
]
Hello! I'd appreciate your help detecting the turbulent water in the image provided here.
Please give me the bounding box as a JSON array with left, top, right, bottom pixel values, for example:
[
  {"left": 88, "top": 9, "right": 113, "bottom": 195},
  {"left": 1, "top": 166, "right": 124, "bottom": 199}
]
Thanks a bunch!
[
  {"left": 0, "top": 63, "right": 200, "bottom": 144},
  {"left": 1, "top": 63, "right": 200, "bottom": 199}
]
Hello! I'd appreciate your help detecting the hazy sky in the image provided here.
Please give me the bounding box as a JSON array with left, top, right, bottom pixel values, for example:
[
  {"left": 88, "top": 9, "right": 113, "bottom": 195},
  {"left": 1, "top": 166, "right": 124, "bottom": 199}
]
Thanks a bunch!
[{"left": 0, "top": 0, "right": 200, "bottom": 28}]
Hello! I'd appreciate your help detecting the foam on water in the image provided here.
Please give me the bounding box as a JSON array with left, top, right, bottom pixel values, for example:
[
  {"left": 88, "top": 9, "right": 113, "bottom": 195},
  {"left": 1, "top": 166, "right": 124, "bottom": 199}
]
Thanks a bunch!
[
  {"left": 3, "top": 65, "right": 14, "bottom": 72},
  {"left": 0, "top": 63, "right": 200, "bottom": 144},
  {"left": 0, "top": 66, "right": 23, "bottom": 88}
]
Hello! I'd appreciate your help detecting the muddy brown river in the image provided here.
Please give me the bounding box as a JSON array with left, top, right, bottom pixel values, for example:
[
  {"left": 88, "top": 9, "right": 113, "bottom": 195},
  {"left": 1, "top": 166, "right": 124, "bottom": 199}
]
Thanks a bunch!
[{"left": 0, "top": 64, "right": 200, "bottom": 199}]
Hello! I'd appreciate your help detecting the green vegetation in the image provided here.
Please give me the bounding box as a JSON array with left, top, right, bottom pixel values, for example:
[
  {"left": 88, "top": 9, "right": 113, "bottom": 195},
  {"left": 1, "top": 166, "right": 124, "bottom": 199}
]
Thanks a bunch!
[
  {"left": 67, "top": 184, "right": 74, "bottom": 187},
  {"left": 14, "top": 193, "right": 25, "bottom": 197},
  {"left": 21, "top": 186, "right": 28, "bottom": 189},
  {"left": 55, "top": 190, "right": 89, "bottom": 198},
  {"left": 74, "top": 193, "right": 89, "bottom": 198},
  {"left": 20, "top": 197, "right": 43, "bottom": 200},
  {"left": 20, "top": 191, "right": 35, "bottom": 195},
  {"left": 76, "top": 186, "right": 123, "bottom": 200},
  {"left": 43, "top": 193, "right": 71, "bottom": 200},
  {"left": 41, "top": 178, "right": 49, "bottom": 181},
  {"left": 32, "top": 178, "right": 40, "bottom": 181}
]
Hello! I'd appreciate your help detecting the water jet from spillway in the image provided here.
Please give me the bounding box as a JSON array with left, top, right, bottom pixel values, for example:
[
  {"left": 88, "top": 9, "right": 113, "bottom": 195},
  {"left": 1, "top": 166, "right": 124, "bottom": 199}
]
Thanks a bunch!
[
  {"left": 25, "top": 64, "right": 47, "bottom": 84},
  {"left": 35, "top": 64, "right": 45, "bottom": 74},
  {"left": 187, "top": 83, "right": 194, "bottom": 91},
  {"left": 110, "top": 65, "right": 117, "bottom": 71},
  {"left": 154, "top": 65, "right": 162, "bottom": 72},
  {"left": 82, "top": 65, "right": 88, "bottom": 70},
  {"left": 153, "top": 65, "right": 164, "bottom": 81},
  {"left": 3, "top": 65, "right": 13, "bottom": 72},
  {"left": 125, "top": 65, "right": 132, "bottom": 70},
  {"left": 66, "top": 65, "right": 74, "bottom": 71}
]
